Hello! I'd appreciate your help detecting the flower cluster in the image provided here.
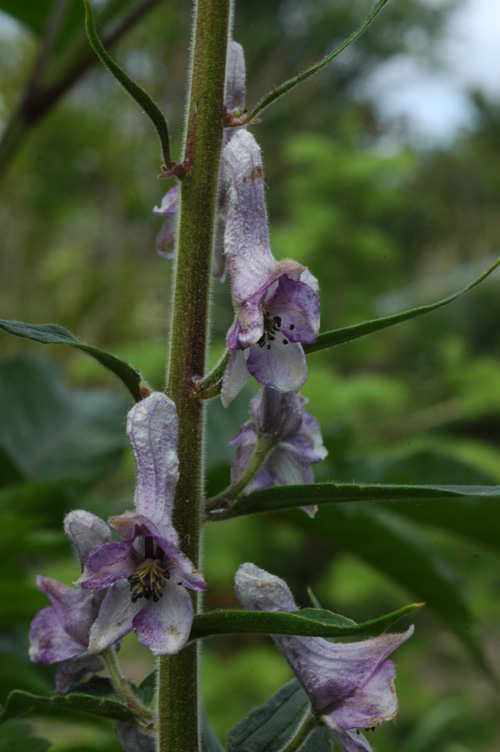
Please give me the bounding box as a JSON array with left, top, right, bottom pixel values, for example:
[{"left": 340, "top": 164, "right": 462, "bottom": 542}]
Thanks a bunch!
[
  {"left": 30, "top": 393, "right": 206, "bottom": 671},
  {"left": 221, "top": 129, "right": 320, "bottom": 405},
  {"left": 230, "top": 387, "right": 327, "bottom": 516},
  {"left": 236, "top": 563, "right": 413, "bottom": 752}
]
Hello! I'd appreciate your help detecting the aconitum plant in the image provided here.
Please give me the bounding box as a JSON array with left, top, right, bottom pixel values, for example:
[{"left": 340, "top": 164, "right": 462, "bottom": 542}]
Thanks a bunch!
[{"left": 2, "top": 1, "right": 500, "bottom": 751}]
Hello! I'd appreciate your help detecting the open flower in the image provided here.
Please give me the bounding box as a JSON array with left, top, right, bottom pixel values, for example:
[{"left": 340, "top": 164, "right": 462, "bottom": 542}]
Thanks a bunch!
[
  {"left": 76, "top": 392, "right": 206, "bottom": 656},
  {"left": 221, "top": 129, "right": 320, "bottom": 406},
  {"left": 235, "top": 564, "right": 413, "bottom": 752},
  {"left": 153, "top": 41, "right": 246, "bottom": 280},
  {"left": 230, "top": 388, "right": 327, "bottom": 517},
  {"left": 29, "top": 510, "right": 112, "bottom": 692}
]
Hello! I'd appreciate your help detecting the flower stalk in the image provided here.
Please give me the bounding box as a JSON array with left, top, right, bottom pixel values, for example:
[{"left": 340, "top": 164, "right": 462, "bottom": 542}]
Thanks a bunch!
[
  {"left": 102, "top": 648, "right": 155, "bottom": 726},
  {"left": 159, "top": 0, "right": 232, "bottom": 749},
  {"left": 205, "top": 434, "right": 277, "bottom": 514},
  {"left": 278, "top": 711, "right": 318, "bottom": 752}
]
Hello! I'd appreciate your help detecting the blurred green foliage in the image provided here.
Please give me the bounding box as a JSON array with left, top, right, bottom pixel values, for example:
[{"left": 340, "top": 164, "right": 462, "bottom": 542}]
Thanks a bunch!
[{"left": 1, "top": 0, "right": 500, "bottom": 750}]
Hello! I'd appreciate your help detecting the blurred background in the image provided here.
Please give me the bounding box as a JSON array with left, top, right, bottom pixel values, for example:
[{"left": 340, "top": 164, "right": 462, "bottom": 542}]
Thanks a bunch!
[{"left": 1, "top": 0, "right": 500, "bottom": 750}]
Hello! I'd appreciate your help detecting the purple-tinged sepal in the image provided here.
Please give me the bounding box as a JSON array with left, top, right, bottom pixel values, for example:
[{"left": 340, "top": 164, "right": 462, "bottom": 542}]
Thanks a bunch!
[
  {"left": 235, "top": 564, "right": 413, "bottom": 752},
  {"left": 77, "top": 392, "right": 205, "bottom": 656},
  {"left": 221, "top": 130, "right": 320, "bottom": 403},
  {"left": 230, "top": 388, "right": 327, "bottom": 516},
  {"left": 29, "top": 510, "right": 114, "bottom": 692},
  {"left": 153, "top": 185, "right": 179, "bottom": 259}
]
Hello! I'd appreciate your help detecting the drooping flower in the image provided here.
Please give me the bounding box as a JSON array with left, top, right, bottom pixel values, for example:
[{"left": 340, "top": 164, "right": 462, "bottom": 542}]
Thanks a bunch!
[
  {"left": 230, "top": 387, "right": 327, "bottom": 517},
  {"left": 29, "top": 510, "right": 112, "bottom": 692},
  {"left": 221, "top": 129, "right": 320, "bottom": 406},
  {"left": 76, "top": 392, "right": 206, "bottom": 656},
  {"left": 235, "top": 563, "right": 413, "bottom": 752},
  {"left": 153, "top": 41, "right": 246, "bottom": 280}
]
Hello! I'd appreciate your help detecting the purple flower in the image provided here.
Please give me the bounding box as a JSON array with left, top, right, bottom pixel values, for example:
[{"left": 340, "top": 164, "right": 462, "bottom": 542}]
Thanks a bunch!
[
  {"left": 230, "top": 388, "right": 327, "bottom": 517},
  {"left": 76, "top": 392, "right": 206, "bottom": 657},
  {"left": 153, "top": 41, "right": 247, "bottom": 280},
  {"left": 235, "top": 564, "right": 413, "bottom": 752},
  {"left": 29, "top": 510, "right": 112, "bottom": 692},
  {"left": 221, "top": 130, "right": 320, "bottom": 406}
]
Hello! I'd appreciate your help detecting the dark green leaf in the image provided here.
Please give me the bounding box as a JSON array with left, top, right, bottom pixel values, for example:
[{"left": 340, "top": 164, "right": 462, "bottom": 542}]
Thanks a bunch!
[
  {"left": 0, "top": 721, "right": 50, "bottom": 752},
  {"left": 135, "top": 672, "right": 156, "bottom": 708},
  {"left": 0, "top": 679, "right": 136, "bottom": 724},
  {"left": 0, "top": 355, "right": 127, "bottom": 483},
  {"left": 275, "top": 504, "right": 497, "bottom": 684},
  {"left": 190, "top": 603, "right": 421, "bottom": 641},
  {"left": 303, "top": 256, "right": 500, "bottom": 355},
  {"left": 0, "top": 320, "right": 142, "bottom": 401},
  {"left": 228, "top": 680, "right": 309, "bottom": 752},
  {"left": 217, "top": 481, "right": 500, "bottom": 519}
]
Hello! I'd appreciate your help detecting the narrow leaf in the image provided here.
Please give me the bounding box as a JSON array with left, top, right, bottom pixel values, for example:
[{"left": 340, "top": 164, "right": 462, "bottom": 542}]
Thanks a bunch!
[
  {"left": 83, "top": 0, "right": 172, "bottom": 168},
  {"left": 189, "top": 603, "right": 421, "bottom": 641},
  {"left": 0, "top": 680, "right": 136, "bottom": 724},
  {"left": 201, "top": 708, "right": 225, "bottom": 752},
  {"left": 275, "top": 504, "right": 497, "bottom": 684},
  {"left": 214, "top": 481, "right": 500, "bottom": 519},
  {"left": 240, "top": 0, "right": 389, "bottom": 124},
  {"left": 0, "top": 320, "right": 142, "bottom": 401},
  {"left": 228, "top": 680, "right": 310, "bottom": 752},
  {"left": 303, "top": 256, "right": 500, "bottom": 354}
]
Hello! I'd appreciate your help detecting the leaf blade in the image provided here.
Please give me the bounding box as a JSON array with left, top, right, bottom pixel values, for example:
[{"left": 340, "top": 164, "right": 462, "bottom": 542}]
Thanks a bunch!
[
  {"left": 303, "top": 256, "right": 500, "bottom": 354},
  {"left": 0, "top": 320, "right": 142, "bottom": 401}
]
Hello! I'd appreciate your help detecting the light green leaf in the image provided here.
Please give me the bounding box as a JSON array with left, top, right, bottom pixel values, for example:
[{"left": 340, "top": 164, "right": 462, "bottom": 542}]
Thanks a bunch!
[
  {"left": 190, "top": 603, "right": 421, "bottom": 641},
  {"left": 303, "top": 256, "right": 500, "bottom": 354},
  {"left": 0, "top": 320, "right": 142, "bottom": 401}
]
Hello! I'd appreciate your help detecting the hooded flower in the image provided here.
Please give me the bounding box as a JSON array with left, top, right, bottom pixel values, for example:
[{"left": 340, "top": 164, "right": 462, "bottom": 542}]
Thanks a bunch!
[
  {"left": 221, "top": 129, "right": 320, "bottom": 406},
  {"left": 235, "top": 564, "right": 413, "bottom": 752},
  {"left": 76, "top": 392, "right": 206, "bottom": 657},
  {"left": 230, "top": 388, "right": 327, "bottom": 517},
  {"left": 29, "top": 510, "right": 112, "bottom": 692},
  {"left": 153, "top": 41, "right": 246, "bottom": 280}
]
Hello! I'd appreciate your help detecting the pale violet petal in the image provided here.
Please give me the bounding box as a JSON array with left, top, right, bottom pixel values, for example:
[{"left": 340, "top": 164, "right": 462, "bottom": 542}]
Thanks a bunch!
[
  {"left": 29, "top": 606, "right": 84, "bottom": 665},
  {"left": 127, "top": 392, "right": 179, "bottom": 523},
  {"left": 221, "top": 350, "right": 249, "bottom": 407},
  {"left": 133, "top": 581, "right": 194, "bottom": 655},
  {"left": 225, "top": 41, "right": 246, "bottom": 112},
  {"left": 235, "top": 563, "right": 298, "bottom": 612},
  {"left": 88, "top": 581, "right": 143, "bottom": 653},
  {"left": 321, "top": 718, "right": 373, "bottom": 752},
  {"left": 246, "top": 341, "right": 308, "bottom": 392},
  {"left": 64, "top": 510, "right": 112, "bottom": 570},
  {"left": 222, "top": 131, "right": 275, "bottom": 302}
]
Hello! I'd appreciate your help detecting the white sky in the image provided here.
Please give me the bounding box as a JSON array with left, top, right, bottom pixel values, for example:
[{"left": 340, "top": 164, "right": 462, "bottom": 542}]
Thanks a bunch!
[{"left": 364, "top": 0, "right": 500, "bottom": 144}]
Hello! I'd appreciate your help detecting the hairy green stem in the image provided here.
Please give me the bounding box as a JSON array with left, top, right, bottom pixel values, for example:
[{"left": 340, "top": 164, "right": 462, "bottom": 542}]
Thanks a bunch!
[
  {"left": 205, "top": 434, "right": 276, "bottom": 514},
  {"left": 102, "top": 648, "right": 155, "bottom": 725},
  {"left": 157, "top": 0, "right": 231, "bottom": 750},
  {"left": 279, "top": 712, "right": 318, "bottom": 752}
]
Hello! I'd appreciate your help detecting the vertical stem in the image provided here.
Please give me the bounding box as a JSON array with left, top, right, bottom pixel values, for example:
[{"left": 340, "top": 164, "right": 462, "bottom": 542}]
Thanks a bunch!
[{"left": 158, "top": 0, "right": 231, "bottom": 750}]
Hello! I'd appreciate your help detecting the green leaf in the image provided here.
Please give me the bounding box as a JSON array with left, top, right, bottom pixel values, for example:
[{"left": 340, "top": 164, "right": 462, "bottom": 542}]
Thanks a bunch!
[
  {"left": 275, "top": 504, "right": 497, "bottom": 684},
  {"left": 216, "top": 481, "right": 500, "bottom": 519},
  {"left": 189, "top": 603, "right": 421, "bottom": 641},
  {"left": 303, "top": 256, "right": 500, "bottom": 355},
  {"left": 0, "top": 721, "right": 50, "bottom": 752},
  {"left": 83, "top": 0, "right": 172, "bottom": 168},
  {"left": 241, "top": 0, "right": 389, "bottom": 124},
  {"left": 0, "top": 679, "right": 136, "bottom": 725},
  {"left": 228, "top": 680, "right": 310, "bottom": 752},
  {"left": 0, "top": 320, "right": 142, "bottom": 401},
  {"left": 0, "top": 355, "right": 127, "bottom": 484}
]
